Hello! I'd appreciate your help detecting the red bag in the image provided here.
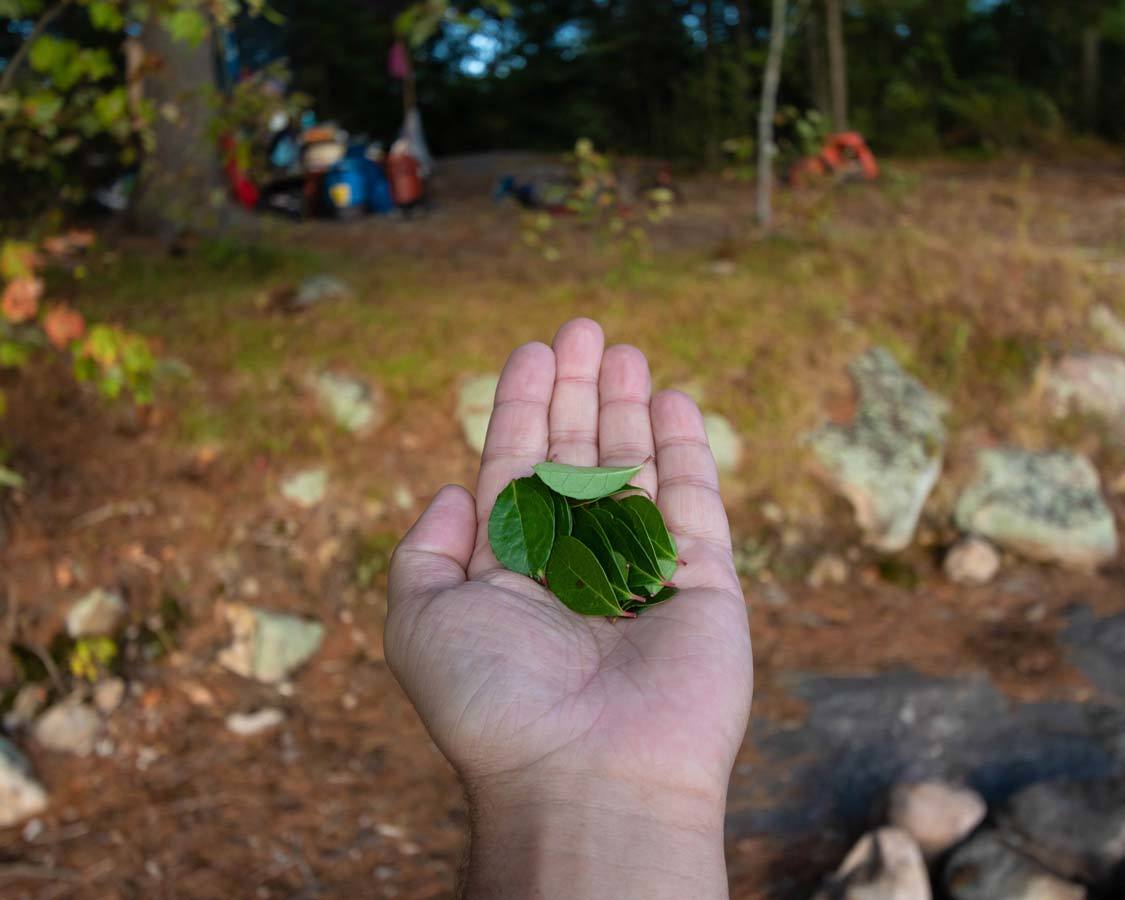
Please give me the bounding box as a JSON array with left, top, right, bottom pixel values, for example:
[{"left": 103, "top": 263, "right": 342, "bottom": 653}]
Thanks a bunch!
[{"left": 386, "top": 152, "right": 423, "bottom": 206}]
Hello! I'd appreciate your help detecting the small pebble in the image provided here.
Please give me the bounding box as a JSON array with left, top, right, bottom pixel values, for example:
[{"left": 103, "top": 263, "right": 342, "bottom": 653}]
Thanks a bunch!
[{"left": 226, "top": 708, "right": 285, "bottom": 737}]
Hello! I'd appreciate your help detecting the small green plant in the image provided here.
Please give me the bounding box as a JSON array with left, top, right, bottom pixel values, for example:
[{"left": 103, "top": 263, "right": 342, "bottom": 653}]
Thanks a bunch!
[
  {"left": 1, "top": 233, "right": 157, "bottom": 491},
  {"left": 68, "top": 636, "right": 118, "bottom": 682},
  {"left": 721, "top": 136, "right": 755, "bottom": 181},
  {"left": 1, "top": 234, "right": 156, "bottom": 407},
  {"left": 518, "top": 139, "right": 674, "bottom": 262}
]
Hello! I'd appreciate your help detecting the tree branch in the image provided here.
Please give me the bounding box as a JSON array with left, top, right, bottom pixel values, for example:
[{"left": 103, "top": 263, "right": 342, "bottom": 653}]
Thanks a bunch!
[{"left": 0, "top": 0, "right": 76, "bottom": 94}]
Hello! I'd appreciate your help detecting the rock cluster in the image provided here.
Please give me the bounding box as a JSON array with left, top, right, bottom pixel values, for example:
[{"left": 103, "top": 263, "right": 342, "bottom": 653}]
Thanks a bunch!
[
  {"left": 812, "top": 777, "right": 1123, "bottom": 900},
  {"left": 807, "top": 346, "right": 1120, "bottom": 580}
]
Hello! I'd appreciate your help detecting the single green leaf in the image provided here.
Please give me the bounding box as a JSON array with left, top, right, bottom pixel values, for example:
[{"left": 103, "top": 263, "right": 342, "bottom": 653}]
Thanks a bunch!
[
  {"left": 487, "top": 476, "right": 555, "bottom": 578},
  {"left": 552, "top": 492, "right": 573, "bottom": 537},
  {"left": 0, "top": 465, "right": 25, "bottom": 489},
  {"left": 545, "top": 535, "right": 626, "bottom": 617},
  {"left": 163, "top": 9, "right": 209, "bottom": 45},
  {"left": 533, "top": 460, "right": 645, "bottom": 500},
  {"left": 572, "top": 507, "right": 631, "bottom": 600},
  {"left": 619, "top": 495, "right": 678, "bottom": 562},
  {"left": 88, "top": 1, "right": 125, "bottom": 31}
]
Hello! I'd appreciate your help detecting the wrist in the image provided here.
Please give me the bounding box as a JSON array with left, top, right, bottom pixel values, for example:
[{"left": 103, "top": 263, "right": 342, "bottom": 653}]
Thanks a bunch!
[{"left": 462, "top": 769, "right": 729, "bottom": 900}]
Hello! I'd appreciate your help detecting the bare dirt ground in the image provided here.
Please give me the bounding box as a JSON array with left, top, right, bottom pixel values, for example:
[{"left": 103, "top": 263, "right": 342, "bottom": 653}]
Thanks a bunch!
[{"left": 1, "top": 154, "right": 1124, "bottom": 898}]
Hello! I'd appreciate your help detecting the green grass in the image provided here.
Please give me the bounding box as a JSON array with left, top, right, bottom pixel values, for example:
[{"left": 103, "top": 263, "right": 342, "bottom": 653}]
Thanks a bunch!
[{"left": 71, "top": 163, "right": 1125, "bottom": 514}]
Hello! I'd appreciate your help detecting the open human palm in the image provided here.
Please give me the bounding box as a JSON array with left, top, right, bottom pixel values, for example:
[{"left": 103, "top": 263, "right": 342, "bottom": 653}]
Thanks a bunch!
[{"left": 387, "top": 319, "right": 753, "bottom": 808}]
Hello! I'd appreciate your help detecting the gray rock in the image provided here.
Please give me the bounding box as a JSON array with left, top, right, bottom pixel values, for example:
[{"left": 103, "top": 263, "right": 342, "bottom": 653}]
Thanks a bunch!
[
  {"left": 954, "top": 449, "right": 1117, "bottom": 570},
  {"left": 218, "top": 603, "right": 325, "bottom": 684},
  {"left": 1089, "top": 304, "right": 1125, "bottom": 354},
  {"left": 4, "top": 683, "right": 48, "bottom": 731},
  {"left": 944, "top": 831, "right": 1086, "bottom": 900},
  {"left": 1042, "top": 353, "right": 1125, "bottom": 435},
  {"left": 703, "top": 413, "right": 742, "bottom": 474},
  {"left": 295, "top": 274, "right": 352, "bottom": 308},
  {"left": 1063, "top": 608, "right": 1125, "bottom": 703},
  {"left": 307, "top": 371, "right": 382, "bottom": 435},
  {"left": 225, "top": 707, "right": 285, "bottom": 736},
  {"left": 0, "top": 737, "right": 48, "bottom": 826},
  {"left": 280, "top": 468, "right": 328, "bottom": 508},
  {"left": 812, "top": 827, "right": 931, "bottom": 900},
  {"left": 33, "top": 701, "right": 102, "bottom": 756},
  {"left": 457, "top": 374, "right": 499, "bottom": 455},
  {"left": 998, "top": 778, "right": 1125, "bottom": 885},
  {"left": 807, "top": 348, "right": 947, "bottom": 552},
  {"left": 888, "top": 781, "right": 986, "bottom": 858},
  {"left": 943, "top": 537, "right": 1001, "bottom": 586},
  {"left": 93, "top": 677, "right": 126, "bottom": 715},
  {"left": 65, "top": 588, "right": 126, "bottom": 637}
]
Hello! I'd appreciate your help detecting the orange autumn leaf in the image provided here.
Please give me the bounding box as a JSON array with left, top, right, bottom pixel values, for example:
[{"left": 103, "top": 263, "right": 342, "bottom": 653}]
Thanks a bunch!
[
  {"left": 43, "top": 230, "right": 96, "bottom": 258},
  {"left": 44, "top": 304, "right": 86, "bottom": 348},
  {"left": 1, "top": 276, "right": 43, "bottom": 323},
  {"left": 43, "top": 236, "right": 71, "bottom": 257}
]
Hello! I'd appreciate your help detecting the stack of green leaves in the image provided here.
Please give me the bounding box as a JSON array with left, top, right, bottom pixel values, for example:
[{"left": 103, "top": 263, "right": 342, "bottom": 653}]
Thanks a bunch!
[{"left": 488, "top": 461, "right": 680, "bottom": 618}]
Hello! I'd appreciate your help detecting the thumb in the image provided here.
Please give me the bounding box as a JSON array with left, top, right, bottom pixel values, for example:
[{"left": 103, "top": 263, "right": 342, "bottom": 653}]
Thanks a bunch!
[{"left": 388, "top": 484, "right": 476, "bottom": 619}]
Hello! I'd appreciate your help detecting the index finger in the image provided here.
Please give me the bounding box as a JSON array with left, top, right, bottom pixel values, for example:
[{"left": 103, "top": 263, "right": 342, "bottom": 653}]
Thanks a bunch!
[{"left": 468, "top": 340, "right": 556, "bottom": 576}]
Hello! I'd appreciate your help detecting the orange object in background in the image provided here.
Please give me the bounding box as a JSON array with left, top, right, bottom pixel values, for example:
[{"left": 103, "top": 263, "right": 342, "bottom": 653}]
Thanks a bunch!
[
  {"left": 386, "top": 150, "right": 423, "bottom": 207},
  {"left": 788, "top": 132, "right": 879, "bottom": 186}
]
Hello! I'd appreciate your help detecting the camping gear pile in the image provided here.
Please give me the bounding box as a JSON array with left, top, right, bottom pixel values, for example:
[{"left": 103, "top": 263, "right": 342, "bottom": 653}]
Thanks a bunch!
[{"left": 224, "top": 112, "right": 428, "bottom": 221}]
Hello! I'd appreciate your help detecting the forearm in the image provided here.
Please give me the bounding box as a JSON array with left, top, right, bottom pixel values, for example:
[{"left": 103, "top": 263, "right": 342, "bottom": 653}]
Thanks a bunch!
[{"left": 461, "top": 773, "right": 730, "bottom": 900}]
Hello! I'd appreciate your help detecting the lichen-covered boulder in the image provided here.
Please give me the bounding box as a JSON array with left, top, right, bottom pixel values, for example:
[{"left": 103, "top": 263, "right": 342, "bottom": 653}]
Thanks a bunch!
[
  {"left": 457, "top": 374, "right": 499, "bottom": 455},
  {"left": 807, "top": 348, "right": 947, "bottom": 552},
  {"left": 1089, "top": 304, "right": 1125, "bottom": 354},
  {"left": 703, "top": 413, "right": 742, "bottom": 475},
  {"left": 307, "top": 371, "right": 382, "bottom": 435},
  {"left": 218, "top": 604, "right": 325, "bottom": 684},
  {"left": 955, "top": 449, "right": 1117, "bottom": 570}
]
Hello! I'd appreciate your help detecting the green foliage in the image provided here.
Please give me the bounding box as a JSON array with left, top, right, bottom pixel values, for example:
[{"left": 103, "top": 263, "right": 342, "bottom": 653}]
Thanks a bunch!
[
  {"left": 209, "top": 60, "right": 309, "bottom": 184},
  {"left": 940, "top": 80, "right": 1063, "bottom": 149},
  {"left": 0, "top": 233, "right": 158, "bottom": 488},
  {"left": 0, "top": 0, "right": 274, "bottom": 213},
  {"left": 487, "top": 464, "right": 678, "bottom": 618},
  {"left": 68, "top": 636, "right": 118, "bottom": 681},
  {"left": 73, "top": 322, "right": 157, "bottom": 402}
]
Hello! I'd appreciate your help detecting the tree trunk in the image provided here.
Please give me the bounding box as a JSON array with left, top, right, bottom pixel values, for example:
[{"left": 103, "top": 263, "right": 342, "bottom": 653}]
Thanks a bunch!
[
  {"left": 825, "top": 0, "right": 847, "bottom": 131},
  {"left": 757, "top": 0, "right": 788, "bottom": 228},
  {"left": 1081, "top": 25, "right": 1100, "bottom": 131},
  {"left": 131, "top": 15, "right": 223, "bottom": 239},
  {"left": 806, "top": 3, "right": 830, "bottom": 117}
]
